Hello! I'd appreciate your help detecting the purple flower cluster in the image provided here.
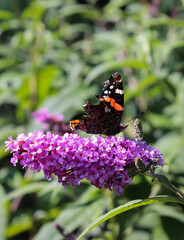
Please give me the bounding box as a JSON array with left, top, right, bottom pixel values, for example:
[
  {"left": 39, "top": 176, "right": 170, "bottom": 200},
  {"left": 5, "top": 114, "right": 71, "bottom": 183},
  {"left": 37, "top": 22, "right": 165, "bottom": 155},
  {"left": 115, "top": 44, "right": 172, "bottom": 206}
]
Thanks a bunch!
[
  {"left": 5, "top": 131, "right": 163, "bottom": 195},
  {"left": 32, "top": 108, "right": 73, "bottom": 135},
  {"left": 32, "top": 108, "right": 64, "bottom": 129}
]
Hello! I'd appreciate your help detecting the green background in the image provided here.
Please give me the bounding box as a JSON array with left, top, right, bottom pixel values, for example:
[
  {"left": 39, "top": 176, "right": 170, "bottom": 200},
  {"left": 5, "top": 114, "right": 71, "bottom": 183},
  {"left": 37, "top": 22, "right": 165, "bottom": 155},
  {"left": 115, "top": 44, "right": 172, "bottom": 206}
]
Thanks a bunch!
[{"left": 0, "top": 0, "right": 184, "bottom": 239}]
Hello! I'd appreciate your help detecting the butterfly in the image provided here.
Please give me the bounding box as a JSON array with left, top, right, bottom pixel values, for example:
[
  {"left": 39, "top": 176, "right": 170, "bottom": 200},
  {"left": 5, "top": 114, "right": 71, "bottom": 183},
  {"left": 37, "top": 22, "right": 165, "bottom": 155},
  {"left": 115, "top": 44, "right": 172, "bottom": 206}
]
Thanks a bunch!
[{"left": 70, "top": 72, "right": 128, "bottom": 136}]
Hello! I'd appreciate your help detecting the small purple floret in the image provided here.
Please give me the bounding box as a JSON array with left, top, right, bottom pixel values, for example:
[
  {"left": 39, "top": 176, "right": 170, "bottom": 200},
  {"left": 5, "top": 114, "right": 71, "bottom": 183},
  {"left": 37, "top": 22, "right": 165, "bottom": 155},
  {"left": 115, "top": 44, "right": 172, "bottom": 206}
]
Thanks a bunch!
[
  {"left": 32, "top": 108, "right": 64, "bottom": 129},
  {"left": 5, "top": 131, "right": 164, "bottom": 195}
]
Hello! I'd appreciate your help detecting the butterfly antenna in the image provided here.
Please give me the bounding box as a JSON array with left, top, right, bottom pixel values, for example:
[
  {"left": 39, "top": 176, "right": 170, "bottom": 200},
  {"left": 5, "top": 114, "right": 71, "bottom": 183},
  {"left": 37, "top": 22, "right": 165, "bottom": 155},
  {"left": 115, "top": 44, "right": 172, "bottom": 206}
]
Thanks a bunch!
[{"left": 123, "top": 112, "right": 144, "bottom": 125}]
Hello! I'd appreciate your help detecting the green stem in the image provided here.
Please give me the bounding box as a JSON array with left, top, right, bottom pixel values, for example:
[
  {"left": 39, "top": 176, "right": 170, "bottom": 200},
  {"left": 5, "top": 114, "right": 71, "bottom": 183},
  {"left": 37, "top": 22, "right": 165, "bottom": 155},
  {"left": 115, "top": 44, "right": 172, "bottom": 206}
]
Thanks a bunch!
[{"left": 147, "top": 171, "right": 184, "bottom": 202}]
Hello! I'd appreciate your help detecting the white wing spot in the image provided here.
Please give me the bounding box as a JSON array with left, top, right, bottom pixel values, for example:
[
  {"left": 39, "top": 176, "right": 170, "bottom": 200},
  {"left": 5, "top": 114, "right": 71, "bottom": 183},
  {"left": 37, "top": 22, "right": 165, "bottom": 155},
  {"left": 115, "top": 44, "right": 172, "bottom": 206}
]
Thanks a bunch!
[
  {"left": 115, "top": 89, "right": 124, "bottom": 94},
  {"left": 110, "top": 85, "right": 114, "bottom": 89}
]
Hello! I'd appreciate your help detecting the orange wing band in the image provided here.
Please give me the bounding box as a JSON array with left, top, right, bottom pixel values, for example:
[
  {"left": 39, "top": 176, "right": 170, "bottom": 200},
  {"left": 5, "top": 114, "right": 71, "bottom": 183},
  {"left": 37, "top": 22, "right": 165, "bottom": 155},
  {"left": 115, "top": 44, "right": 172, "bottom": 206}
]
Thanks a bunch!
[
  {"left": 99, "top": 96, "right": 123, "bottom": 111},
  {"left": 70, "top": 120, "right": 80, "bottom": 128},
  {"left": 114, "top": 103, "right": 123, "bottom": 111}
]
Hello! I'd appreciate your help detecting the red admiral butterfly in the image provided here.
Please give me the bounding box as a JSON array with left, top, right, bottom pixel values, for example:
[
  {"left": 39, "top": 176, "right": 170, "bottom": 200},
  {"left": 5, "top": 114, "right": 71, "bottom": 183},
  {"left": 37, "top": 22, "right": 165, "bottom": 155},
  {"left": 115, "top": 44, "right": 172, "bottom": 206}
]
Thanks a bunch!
[{"left": 70, "top": 72, "right": 128, "bottom": 136}]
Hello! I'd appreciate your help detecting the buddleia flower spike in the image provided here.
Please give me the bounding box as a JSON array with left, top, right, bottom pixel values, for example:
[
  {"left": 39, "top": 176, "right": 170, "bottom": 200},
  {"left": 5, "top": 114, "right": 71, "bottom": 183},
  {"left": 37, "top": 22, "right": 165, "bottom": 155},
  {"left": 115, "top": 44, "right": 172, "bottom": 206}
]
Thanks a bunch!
[
  {"left": 134, "top": 118, "right": 144, "bottom": 142},
  {"left": 134, "top": 118, "right": 147, "bottom": 173}
]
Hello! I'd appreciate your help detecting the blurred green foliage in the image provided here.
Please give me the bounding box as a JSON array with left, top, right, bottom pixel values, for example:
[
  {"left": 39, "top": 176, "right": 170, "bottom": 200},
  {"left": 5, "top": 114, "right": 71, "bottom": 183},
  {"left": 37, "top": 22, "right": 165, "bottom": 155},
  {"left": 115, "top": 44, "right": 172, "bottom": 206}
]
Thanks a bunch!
[{"left": 1, "top": 0, "right": 184, "bottom": 239}]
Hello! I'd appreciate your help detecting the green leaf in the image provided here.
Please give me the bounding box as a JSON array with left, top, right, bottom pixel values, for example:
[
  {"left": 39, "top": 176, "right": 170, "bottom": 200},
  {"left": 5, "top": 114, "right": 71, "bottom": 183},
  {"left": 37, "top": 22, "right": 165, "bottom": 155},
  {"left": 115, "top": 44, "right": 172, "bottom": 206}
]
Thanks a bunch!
[
  {"left": 0, "top": 10, "right": 14, "bottom": 19},
  {"left": 21, "top": 1, "right": 45, "bottom": 20},
  {"left": 59, "top": 4, "right": 100, "bottom": 20},
  {"left": 67, "top": 61, "right": 83, "bottom": 85},
  {"left": 155, "top": 174, "right": 184, "bottom": 200},
  {"left": 151, "top": 204, "right": 184, "bottom": 223},
  {"left": 153, "top": 218, "right": 170, "bottom": 240},
  {"left": 4, "top": 182, "right": 48, "bottom": 201},
  {"left": 38, "top": 65, "right": 60, "bottom": 100},
  {"left": 154, "top": 132, "right": 181, "bottom": 163},
  {"left": 85, "top": 60, "right": 150, "bottom": 84},
  {"left": 0, "top": 185, "right": 7, "bottom": 240},
  {"left": 57, "top": 198, "right": 104, "bottom": 234},
  {"left": 126, "top": 75, "right": 158, "bottom": 102},
  {"left": 34, "top": 222, "right": 60, "bottom": 240},
  {"left": 0, "top": 59, "right": 19, "bottom": 71},
  {"left": 43, "top": 83, "right": 97, "bottom": 120},
  {"left": 6, "top": 214, "right": 33, "bottom": 238},
  {"left": 0, "top": 19, "right": 20, "bottom": 32},
  {"left": 146, "top": 112, "right": 176, "bottom": 129},
  {"left": 34, "top": 187, "right": 103, "bottom": 240},
  {"left": 77, "top": 196, "right": 184, "bottom": 240},
  {"left": 104, "top": 0, "right": 133, "bottom": 13},
  {"left": 146, "top": 17, "right": 184, "bottom": 28}
]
